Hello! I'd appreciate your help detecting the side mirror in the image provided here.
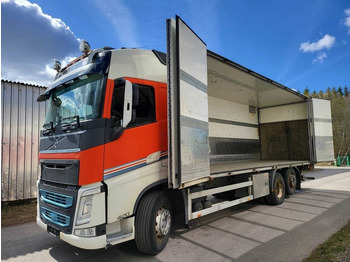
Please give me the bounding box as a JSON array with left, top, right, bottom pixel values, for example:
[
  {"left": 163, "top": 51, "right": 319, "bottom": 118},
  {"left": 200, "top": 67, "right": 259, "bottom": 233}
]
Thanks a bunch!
[
  {"left": 37, "top": 92, "right": 50, "bottom": 102},
  {"left": 114, "top": 78, "right": 139, "bottom": 106},
  {"left": 113, "top": 78, "right": 139, "bottom": 128}
]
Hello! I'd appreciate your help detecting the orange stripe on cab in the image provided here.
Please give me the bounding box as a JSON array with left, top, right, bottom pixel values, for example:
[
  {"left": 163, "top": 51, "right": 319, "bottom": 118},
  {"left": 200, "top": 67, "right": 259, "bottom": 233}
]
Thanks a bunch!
[{"left": 103, "top": 79, "right": 114, "bottom": 118}]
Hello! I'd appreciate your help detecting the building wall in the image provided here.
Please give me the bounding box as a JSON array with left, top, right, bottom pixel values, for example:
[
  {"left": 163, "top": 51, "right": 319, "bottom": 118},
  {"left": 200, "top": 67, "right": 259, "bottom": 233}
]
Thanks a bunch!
[{"left": 1, "top": 80, "right": 47, "bottom": 201}]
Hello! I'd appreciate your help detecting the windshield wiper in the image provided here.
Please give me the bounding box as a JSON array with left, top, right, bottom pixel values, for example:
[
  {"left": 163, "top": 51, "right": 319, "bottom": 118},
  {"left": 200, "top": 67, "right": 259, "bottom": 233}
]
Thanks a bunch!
[
  {"left": 61, "top": 115, "right": 80, "bottom": 132},
  {"left": 43, "top": 121, "right": 55, "bottom": 136}
]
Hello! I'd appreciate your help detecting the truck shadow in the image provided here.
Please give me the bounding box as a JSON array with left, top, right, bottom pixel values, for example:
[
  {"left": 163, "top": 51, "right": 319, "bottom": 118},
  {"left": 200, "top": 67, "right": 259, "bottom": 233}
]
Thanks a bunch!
[
  {"left": 47, "top": 188, "right": 350, "bottom": 262},
  {"left": 49, "top": 240, "right": 161, "bottom": 262}
]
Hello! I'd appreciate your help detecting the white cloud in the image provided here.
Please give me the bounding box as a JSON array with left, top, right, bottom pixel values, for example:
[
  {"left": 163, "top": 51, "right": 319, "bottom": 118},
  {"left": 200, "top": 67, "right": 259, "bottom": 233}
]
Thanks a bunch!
[
  {"left": 299, "top": 34, "right": 336, "bottom": 53},
  {"left": 345, "top": 9, "right": 350, "bottom": 33},
  {"left": 1, "top": 0, "right": 80, "bottom": 86},
  {"left": 313, "top": 52, "right": 327, "bottom": 64},
  {"left": 93, "top": 0, "right": 140, "bottom": 48}
]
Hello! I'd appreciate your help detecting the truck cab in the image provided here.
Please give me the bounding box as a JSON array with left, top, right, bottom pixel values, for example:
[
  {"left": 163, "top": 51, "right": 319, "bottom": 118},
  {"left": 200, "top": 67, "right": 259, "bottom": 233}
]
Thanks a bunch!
[{"left": 37, "top": 44, "right": 170, "bottom": 250}]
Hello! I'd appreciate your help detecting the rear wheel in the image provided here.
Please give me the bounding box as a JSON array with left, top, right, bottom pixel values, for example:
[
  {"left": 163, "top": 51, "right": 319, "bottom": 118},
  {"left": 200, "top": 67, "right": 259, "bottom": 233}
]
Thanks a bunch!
[
  {"left": 283, "top": 168, "right": 297, "bottom": 195},
  {"left": 265, "top": 172, "right": 285, "bottom": 205},
  {"left": 135, "top": 191, "right": 172, "bottom": 255}
]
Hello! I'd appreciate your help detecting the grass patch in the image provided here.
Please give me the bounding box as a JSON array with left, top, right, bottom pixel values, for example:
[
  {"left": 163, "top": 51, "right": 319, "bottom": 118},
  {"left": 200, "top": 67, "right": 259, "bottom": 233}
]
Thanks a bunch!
[
  {"left": 304, "top": 219, "right": 350, "bottom": 262},
  {"left": 1, "top": 200, "right": 37, "bottom": 227}
]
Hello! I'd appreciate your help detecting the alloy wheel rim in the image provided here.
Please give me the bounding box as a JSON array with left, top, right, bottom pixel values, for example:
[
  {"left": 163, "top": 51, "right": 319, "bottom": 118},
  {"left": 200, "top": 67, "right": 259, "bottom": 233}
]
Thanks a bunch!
[
  {"left": 155, "top": 207, "right": 171, "bottom": 238},
  {"left": 275, "top": 180, "right": 284, "bottom": 199},
  {"left": 288, "top": 173, "right": 297, "bottom": 190}
]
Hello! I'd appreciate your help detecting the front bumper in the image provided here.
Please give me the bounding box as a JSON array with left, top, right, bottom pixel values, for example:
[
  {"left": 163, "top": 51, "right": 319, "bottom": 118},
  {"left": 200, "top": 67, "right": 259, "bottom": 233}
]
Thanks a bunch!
[
  {"left": 37, "top": 217, "right": 107, "bottom": 250},
  {"left": 37, "top": 180, "right": 135, "bottom": 250}
]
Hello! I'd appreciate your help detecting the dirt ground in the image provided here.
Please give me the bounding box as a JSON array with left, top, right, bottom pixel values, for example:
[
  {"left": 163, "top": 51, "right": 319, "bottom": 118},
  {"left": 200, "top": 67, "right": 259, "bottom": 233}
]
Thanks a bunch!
[{"left": 1, "top": 200, "right": 37, "bottom": 227}]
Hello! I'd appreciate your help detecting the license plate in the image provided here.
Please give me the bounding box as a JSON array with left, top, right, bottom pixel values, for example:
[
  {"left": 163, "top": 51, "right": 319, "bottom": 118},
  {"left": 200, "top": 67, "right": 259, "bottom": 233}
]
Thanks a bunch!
[{"left": 47, "top": 225, "right": 60, "bottom": 238}]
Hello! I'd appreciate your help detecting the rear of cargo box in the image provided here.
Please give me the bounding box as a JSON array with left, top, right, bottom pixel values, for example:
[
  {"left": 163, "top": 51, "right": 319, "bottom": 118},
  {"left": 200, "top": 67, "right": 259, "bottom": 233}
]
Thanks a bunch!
[{"left": 259, "top": 103, "right": 310, "bottom": 161}]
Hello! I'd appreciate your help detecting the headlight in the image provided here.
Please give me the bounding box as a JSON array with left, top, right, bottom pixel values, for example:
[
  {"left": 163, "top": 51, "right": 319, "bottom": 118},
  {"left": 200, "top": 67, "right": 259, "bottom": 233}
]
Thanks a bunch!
[{"left": 76, "top": 195, "right": 93, "bottom": 225}]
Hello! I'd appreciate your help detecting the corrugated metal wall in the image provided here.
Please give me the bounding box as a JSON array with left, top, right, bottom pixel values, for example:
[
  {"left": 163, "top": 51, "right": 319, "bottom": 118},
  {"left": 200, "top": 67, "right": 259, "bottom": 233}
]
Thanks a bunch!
[{"left": 1, "top": 80, "right": 47, "bottom": 201}]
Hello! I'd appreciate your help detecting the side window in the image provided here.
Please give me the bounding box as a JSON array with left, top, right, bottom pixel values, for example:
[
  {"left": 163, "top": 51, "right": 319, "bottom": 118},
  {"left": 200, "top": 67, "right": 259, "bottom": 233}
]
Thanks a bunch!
[
  {"left": 110, "top": 85, "right": 124, "bottom": 126},
  {"left": 110, "top": 83, "right": 156, "bottom": 127},
  {"left": 134, "top": 85, "right": 156, "bottom": 126}
]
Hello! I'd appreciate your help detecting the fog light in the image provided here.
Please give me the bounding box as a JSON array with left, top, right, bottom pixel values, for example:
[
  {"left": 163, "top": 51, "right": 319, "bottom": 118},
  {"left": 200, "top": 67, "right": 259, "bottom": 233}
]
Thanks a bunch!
[
  {"left": 76, "top": 195, "right": 93, "bottom": 225},
  {"left": 75, "top": 227, "right": 96, "bottom": 237}
]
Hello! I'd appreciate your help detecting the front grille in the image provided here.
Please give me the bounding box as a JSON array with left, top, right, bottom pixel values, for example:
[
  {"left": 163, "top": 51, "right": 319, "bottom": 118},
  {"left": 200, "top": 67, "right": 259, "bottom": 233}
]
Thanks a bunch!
[
  {"left": 41, "top": 159, "right": 80, "bottom": 185},
  {"left": 40, "top": 189, "right": 73, "bottom": 208},
  {"left": 40, "top": 206, "right": 71, "bottom": 227},
  {"left": 38, "top": 180, "right": 78, "bottom": 234}
]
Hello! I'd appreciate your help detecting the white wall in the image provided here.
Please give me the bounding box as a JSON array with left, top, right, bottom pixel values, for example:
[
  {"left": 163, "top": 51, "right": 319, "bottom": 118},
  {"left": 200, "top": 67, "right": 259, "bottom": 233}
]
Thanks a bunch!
[
  {"left": 208, "top": 96, "right": 258, "bottom": 140},
  {"left": 259, "top": 103, "right": 307, "bottom": 124}
]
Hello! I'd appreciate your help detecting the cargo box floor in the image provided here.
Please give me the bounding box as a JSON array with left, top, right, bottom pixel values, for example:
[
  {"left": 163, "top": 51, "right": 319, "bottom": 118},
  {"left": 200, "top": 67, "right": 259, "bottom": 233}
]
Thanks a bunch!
[{"left": 209, "top": 160, "right": 310, "bottom": 176}]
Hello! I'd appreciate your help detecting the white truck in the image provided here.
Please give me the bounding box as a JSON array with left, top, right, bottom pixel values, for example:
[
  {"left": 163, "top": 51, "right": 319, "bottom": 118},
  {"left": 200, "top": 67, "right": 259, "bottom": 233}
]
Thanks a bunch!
[{"left": 36, "top": 16, "right": 334, "bottom": 254}]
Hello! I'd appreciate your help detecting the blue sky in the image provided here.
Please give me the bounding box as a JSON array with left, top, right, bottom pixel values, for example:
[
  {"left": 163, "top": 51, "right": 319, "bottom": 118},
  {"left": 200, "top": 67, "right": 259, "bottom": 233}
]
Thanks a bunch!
[{"left": 2, "top": 0, "right": 350, "bottom": 92}]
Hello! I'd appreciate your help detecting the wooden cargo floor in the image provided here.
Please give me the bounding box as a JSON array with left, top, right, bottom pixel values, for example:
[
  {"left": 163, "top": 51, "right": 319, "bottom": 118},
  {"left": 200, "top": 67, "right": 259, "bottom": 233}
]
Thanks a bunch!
[{"left": 209, "top": 160, "right": 310, "bottom": 176}]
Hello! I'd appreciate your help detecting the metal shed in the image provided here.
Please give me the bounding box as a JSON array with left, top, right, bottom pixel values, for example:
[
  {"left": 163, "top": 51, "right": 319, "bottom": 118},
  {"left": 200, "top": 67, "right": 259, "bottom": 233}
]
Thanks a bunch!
[{"left": 1, "top": 80, "right": 47, "bottom": 201}]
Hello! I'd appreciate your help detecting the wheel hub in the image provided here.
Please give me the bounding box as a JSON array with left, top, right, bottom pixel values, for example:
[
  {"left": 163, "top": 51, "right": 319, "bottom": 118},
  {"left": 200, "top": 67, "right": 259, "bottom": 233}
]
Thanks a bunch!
[
  {"left": 275, "top": 180, "right": 284, "bottom": 199},
  {"left": 288, "top": 173, "right": 296, "bottom": 189},
  {"left": 155, "top": 207, "right": 171, "bottom": 238}
]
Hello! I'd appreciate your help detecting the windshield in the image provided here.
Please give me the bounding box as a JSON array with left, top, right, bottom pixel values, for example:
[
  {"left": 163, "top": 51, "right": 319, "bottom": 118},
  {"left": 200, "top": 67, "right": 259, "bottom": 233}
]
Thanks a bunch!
[{"left": 44, "top": 74, "right": 105, "bottom": 127}]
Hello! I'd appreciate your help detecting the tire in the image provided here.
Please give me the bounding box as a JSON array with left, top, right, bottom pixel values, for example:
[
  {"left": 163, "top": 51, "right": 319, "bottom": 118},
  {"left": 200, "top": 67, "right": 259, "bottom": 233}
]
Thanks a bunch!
[
  {"left": 135, "top": 191, "right": 172, "bottom": 255},
  {"left": 203, "top": 200, "right": 212, "bottom": 209},
  {"left": 265, "top": 172, "right": 285, "bottom": 205},
  {"left": 282, "top": 168, "right": 297, "bottom": 195},
  {"left": 192, "top": 201, "right": 203, "bottom": 212}
]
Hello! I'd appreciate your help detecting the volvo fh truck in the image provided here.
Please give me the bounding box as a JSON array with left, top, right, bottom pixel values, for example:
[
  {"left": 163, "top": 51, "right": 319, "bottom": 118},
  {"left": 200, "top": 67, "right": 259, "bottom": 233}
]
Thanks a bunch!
[{"left": 36, "top": 16, "right": 335, "bottom": 254}]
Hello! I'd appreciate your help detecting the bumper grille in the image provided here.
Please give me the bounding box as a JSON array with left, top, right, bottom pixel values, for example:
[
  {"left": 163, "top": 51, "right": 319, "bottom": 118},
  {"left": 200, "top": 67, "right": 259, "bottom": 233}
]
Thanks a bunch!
[
  {"left": 40, "top": 206, "right": 71, "bottom": 227},
  {"left": 40, "top": 189, "right": 73, "bottom": 208}
]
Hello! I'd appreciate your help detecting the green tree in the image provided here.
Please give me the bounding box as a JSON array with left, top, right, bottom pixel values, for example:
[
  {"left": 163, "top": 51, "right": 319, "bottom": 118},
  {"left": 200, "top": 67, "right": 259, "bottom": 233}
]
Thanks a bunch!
[
  {"left": 332, "top": 87, "right": 338, "bottom": 98},
  {"left": 330, "top": 93, "right": 350, "bottom": 158},
  {"left": 303, "top": 88, "right": 311, "bottom": 97},
  {"left": 318, "top": 90, "right": 324, "bottom": 98},
  {"left": 311, "top": 91, "right": 319, "bottom": 98},
  {"left": 337, "top": 87, "right": 343, "bottom": 97},
  {"left": 325, "top": 87, "right": 332, "bottom": 99}
]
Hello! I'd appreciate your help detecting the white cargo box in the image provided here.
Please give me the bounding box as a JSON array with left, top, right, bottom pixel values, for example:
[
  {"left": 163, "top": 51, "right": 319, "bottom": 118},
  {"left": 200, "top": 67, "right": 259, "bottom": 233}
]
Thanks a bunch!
[{"left": 167, "top": 16, "right": 334, "bottom": 189}]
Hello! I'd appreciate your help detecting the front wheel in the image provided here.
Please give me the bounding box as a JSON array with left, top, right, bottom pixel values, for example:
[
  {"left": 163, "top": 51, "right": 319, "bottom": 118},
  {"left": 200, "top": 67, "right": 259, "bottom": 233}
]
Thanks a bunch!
[
  {"left": 265, "top": 172, "right": 285, "bottom": 205},
  {"left": 135, "top": 191, "right": 172, "bottom": 255}
]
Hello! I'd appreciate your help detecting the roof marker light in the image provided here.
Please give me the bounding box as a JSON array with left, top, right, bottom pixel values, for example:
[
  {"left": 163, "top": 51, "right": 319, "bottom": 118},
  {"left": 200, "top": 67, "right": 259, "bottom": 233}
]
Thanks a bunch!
[
  {"left": 52, "top": 59, "right": 61, "bottom": 72},
  {"left": 80, "top": 40, "right": 91, "bottom": 55}
]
